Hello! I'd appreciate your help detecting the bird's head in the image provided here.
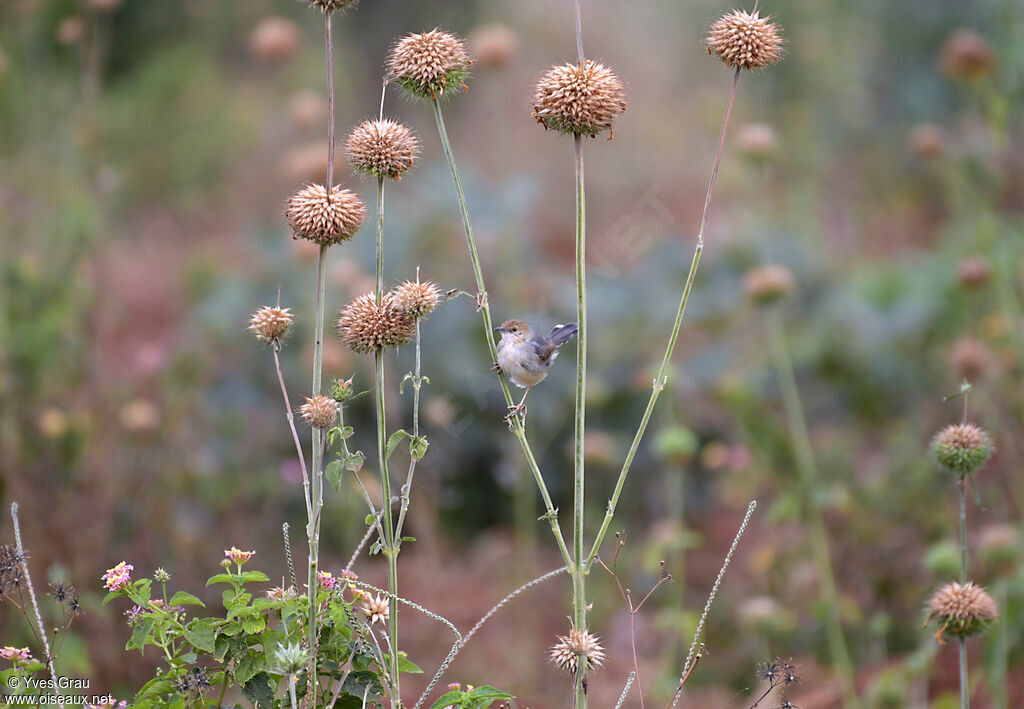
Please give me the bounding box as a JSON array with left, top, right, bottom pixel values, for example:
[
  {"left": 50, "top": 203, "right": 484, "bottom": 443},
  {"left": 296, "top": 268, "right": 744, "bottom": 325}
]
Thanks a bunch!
[{"left": 494, "top": 319, "right": 531, "bottom": 343}]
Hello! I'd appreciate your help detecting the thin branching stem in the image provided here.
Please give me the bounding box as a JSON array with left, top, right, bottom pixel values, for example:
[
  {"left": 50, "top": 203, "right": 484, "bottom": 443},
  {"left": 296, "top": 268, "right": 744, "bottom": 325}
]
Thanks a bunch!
[
  {"left": 275, "top": 348, "right": 312, "bottom": 520},
  {"left": 430, "top": 98, "right": 572, "bottom": 569},
  {"left": 572, "top": 131, "right": 588, "bottom": 709},
  {"left": 374, "top": 350, "right": 401, "bottom": 706},
  {"left": 395, "top": 315, "right": 423, "bottom": 541},
  {"left": 587, "top": 68, "right": 742, "bottom": 572},
  {"left": 958, "top": 481, "right": 969, "bottom": 709}
]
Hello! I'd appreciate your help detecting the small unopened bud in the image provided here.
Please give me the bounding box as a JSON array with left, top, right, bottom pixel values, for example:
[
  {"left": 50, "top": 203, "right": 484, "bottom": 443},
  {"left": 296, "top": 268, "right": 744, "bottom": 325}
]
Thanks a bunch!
[
  {"left": 931, "top": 422, "right": 993, "bottom": 477},
  {"left": 330, "top": 376, "right": 356, "bottom": 402}
]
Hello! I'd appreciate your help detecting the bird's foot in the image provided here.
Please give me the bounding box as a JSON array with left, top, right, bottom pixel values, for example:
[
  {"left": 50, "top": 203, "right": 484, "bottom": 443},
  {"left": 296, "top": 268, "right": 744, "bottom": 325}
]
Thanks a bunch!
[
  {"left": 490, "top": 361, "right": 501, "bottom": 373},
  {"left": 504, "top": 402, "right": 527, "bottom": 425}
]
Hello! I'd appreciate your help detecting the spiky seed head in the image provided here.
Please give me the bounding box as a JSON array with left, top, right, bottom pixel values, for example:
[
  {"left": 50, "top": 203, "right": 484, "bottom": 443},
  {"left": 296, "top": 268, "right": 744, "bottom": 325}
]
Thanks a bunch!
[
  {"left": 468, "top": 23, "right": 520, "bottom": 69},
  {"left": 909, "top": 123, "right": 946, "bottom": 160},
  {"left": 346, "top": 119, "right": 420, "bottom": 180},
  {"left": 743, "top": 264, "right": 795, "bottom": 305},
  {"left": 927, "top": 581, "right": 997, "bottom": 639},
  {"left": 940, "top": 29, "right": 996, "bottom": 82},
  {"left": 336, "top": 292, "right": 415, "bottom": 353},
  {"left": 957, "top": 256, "right": 990, "bottom": 289},
  {"left": 299, "top": 395, "right": 339, "bottom": 430},
  {"left": 387, "top": 29, "right": 470, "bottom": 100},
  {"left": 249, "top": 306, "right": 294, "bottom": 349},
  {"left": 737, "top": 123, "right": 778, "bottom": 163},
  {"left": 360, "top": 593, "right": 389, "bottom": 624},
  {"left": 393, "top": 279, "right": 441, "bottom": 319},
  {"left": 706, "top": 9, "right": 784, "bottom": 70},
  {"left": 285, "top": 184, "right": 367, "bottom": 246},
  {"left": 272, "top": 642, "right": 309, "bottom": 675},
  {"left": 549, "top": 628, "right": 606, "bottom": 675},
  {"left": 306, "top": 0, "right": 359, "bottom": 13},
  {"left": 532, "top": 60, "right": 627, "bottom": 138},
  {"left": 248, "top": 17, "right": 301, "bottom": 63},
  {"left": 931, "top": 423, "right": 993, "bottom": 477},
  {"left": 949, "top": 337, "right": 991, "bottom": 382}
]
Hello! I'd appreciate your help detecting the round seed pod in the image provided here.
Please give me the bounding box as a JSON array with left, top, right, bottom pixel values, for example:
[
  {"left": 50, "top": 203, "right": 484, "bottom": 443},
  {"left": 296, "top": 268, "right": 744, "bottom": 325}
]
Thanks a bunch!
[
  {"left": 346, "top": 119, "right": 420, "bottom": 181},
  {"left": 532, "top": 60, "right": 627, "bottom": 137},
  {"left": 706, "top": 9, "right": 784, "bottom": 70},
  {"left": 387, "top": 29, "right": 470, "bottom": 101},
  {"left": 285, "top": 184, "right": 367, "bottom": 246},
  {"left": 931, "top": 423, "right": 993, "bottom": 477},
  {"left": 336, "top": 292, "right": 415, "bottom": 353}
]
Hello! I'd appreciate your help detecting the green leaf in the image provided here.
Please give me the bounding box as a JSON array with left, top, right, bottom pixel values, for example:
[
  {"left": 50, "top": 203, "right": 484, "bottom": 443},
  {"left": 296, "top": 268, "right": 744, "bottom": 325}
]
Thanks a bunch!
[
  {"left": 409, "top": 435, "right": 429, "bottom": 461},
  {"left": 241, "top": 671, "right": 275, "bottom": 708},
  {"left": 135, "top": 676, "right": 176, "bottom": 703},
  {"left": 344, "top": 451, "right": 365, "bottom": 473},
  {"left": 241, "top": 616, "right": 266, "bottom": 634},
  {"left": 396, "top": 651, "right": 423, "bottom": 674},
  {"left": 464, "top": 686, "right": 515, "bottom": 708},
  {"left": 235, "top": 651, "right": 265, "bottom": 686},
  {"left": 102, "top": 589, "right": 128, "bottom": 605},
  {"left": 325, "top": 460, "right": 343, "bottom": 492},
  {"left": 169, "top": 591, "right": 205, "bottom": 608},
  {"left": 126, "top": 614, "right": 157, "bottom": 652},
  {"left": 206, "top": 573, "right": 236, "bottom": 587},
  {"left": 386, "top": 429, "right": 411, "bottom": 460},
  {"left": 430, "top": 691, "right": 463, "bottom": 709},
  {"left": 240, "top": 570, "right": 269, "bottom": 584},
  {"left": 184, "top": 618, "right": 218, "bottom": 653}
]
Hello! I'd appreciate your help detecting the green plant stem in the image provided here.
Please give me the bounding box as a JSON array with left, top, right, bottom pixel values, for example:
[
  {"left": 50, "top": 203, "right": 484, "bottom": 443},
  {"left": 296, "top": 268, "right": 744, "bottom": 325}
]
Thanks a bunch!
[
  {"left": 958, "top": 481, "right": 969, "bottom": 709},
  {"left": 430, "top": 98, "right": 572, "bottom": 569},
  {"left": 288, "top": 675, "right": 299, "bottom": 709},
  {"left": 376, "top": 352, "right": 401, "bottom": 706},
  {"left": 768, "top": 308, "right": 858, "bottom": 708},
  {"left": 215, "top": 675, "right": 228, "bottom": 709},
  {"left": 376, "top": 178, "right": 384, "bottom": 301},
  {"left": 572, "top": 133, "right": 588, "bottom": 709},
  {"left": 395, "top": 316, "right": 422, "bottom": 541},
  {"left": 586, "top": 68, "right": 741, "bottom": 572}
]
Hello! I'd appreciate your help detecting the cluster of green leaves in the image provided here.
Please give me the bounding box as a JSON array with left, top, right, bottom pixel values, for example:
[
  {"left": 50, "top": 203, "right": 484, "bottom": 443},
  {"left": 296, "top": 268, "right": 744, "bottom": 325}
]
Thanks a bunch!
[{"left": 102, "top": 564, "right": 389, "bottom": 709}]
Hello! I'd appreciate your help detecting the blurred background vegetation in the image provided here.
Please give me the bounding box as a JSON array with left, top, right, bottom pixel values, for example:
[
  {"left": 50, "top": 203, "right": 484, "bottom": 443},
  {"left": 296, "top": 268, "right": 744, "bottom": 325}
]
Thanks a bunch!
[{"left": 1, "top": 0, "right": 1023, "bottom": 706}]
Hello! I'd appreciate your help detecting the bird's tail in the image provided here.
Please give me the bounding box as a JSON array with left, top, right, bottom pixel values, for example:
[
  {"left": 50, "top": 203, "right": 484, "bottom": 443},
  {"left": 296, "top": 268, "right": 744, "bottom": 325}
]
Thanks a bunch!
[{"left": 547, "top": 323, "right": 579, "bottom": 347}]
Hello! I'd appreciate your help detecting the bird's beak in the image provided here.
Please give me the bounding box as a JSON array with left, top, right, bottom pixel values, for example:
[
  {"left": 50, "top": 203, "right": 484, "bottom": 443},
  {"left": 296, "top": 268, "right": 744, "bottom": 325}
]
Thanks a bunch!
[{"left": 493, "top": 326, "right": 503, "bottom": 332}]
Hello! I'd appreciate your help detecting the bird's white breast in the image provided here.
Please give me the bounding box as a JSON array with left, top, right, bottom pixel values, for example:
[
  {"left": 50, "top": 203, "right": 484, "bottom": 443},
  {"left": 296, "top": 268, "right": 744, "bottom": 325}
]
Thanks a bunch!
[{"left": 497, "top": 339, "right": 550, "bottom": 389}]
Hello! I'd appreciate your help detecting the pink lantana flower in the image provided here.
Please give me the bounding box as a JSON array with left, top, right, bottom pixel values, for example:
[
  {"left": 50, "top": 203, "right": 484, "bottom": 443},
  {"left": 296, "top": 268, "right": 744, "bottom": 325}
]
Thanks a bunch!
[
  {"left": 102, "top": 562, "right": 133, "bottom": 591},
  {"left": 224, "top": 547, "right": 255, "bottom": 565}
]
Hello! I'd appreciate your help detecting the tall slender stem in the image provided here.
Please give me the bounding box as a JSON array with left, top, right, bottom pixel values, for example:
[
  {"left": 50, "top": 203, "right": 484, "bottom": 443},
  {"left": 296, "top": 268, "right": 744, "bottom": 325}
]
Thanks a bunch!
[
  {"left": 768, "top": 308, "right": 858, "bottom": 707},
  {"left": 958, "top": 482, "right": 969, "bottom": 709},
  {"left": 430, "top": 98, "right": 573, "bottom": 569},
  {"left": 572, "top": 133, "right": 588, "bottom": 709},
  {"left": 587, "top": 68, "right": 741, "bottom": 571},
  {"left": 307, "top": 11, "right": 336, "bottom": 701},
  {"left": 395, "top": 316, "right": 422, "bottom": 541},
  {"left": 275, "top": 349, "right": 312, "bottom": 521},
  {"left": 375, "top": 350, "right": 401, "bottom": 706},
  {"left": 376, "top": 178, "right": 385, "bottom": 302}
]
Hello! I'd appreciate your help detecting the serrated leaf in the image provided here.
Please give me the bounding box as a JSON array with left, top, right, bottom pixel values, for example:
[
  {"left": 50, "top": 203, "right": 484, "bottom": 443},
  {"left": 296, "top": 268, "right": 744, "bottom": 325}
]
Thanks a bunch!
[
  {"left": 169, "top": 591, "right": 205, "bottom": 608},
  {"left": 396, "top": 651, "right": 423, "bottom": 674},
  {"left": 409, "top": 435, "right": 429, "bottom": 460},
  {"left": 386, "top": 430, "right": 411, "bottom": 460},
  {"left": 206, "top": 573, "right": 236, "bottom": 587},
  {"left": 240, "top": 571, "right": 269, "bottom": 584},
  {"left": 241, "top": 616, "right": 266, "bottom": 634},
  {"left": 241, "top": 671, "right": 274, "bottom": 707},
  {"left": 184, "top": 618, "right": 218, "bottom": 653},
  {"left": 430, "top": 692, "right": 463, "bottom": 709},
  {"left": 344, "top": 451, "right": 365, "bottom": 473},
  {"left": 235, "top": 651, "right": 265, "bottom": 686},
  {"left": 126, "top": 614, "right": 157, "bottom": 652}
]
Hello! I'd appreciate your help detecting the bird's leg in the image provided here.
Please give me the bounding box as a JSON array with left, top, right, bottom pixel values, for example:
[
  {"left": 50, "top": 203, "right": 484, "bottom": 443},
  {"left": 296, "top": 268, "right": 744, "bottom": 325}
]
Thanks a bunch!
[{"left": 505, "top": 388, "right": 530, "bottom": 422}]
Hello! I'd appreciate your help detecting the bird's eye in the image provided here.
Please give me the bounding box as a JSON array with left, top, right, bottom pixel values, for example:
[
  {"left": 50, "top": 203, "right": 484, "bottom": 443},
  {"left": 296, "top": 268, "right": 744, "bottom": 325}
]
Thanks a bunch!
[{"left": 510, "top": 327, "right": 517, "bottom": 332}]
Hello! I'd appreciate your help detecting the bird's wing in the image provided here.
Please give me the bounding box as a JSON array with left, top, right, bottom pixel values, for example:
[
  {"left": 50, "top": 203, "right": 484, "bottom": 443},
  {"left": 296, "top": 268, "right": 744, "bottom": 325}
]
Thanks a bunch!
[
  {"left": 532, "top": 335, "right": 557, "bottom": 363},
  {"left": 546, "top": 323, "right": 579, "bottom": 347}
]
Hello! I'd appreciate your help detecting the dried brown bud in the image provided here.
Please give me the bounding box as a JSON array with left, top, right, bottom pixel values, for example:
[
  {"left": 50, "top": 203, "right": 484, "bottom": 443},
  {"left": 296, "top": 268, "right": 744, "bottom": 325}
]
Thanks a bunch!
[
  {"left": 248, "top": 17, "right": 301, "bottom": 63},
  {"left": 706, "top": 9, "right": 784, "bottom": 70},
  {"left": 249, "top": 306, "right": 295, "bottom": 349},
  {"left": 949, "top": 337, "right": 991, "bottom": 382},
  {"left": 299, "top": 395, "right": 339, "bottom": 430},
  {"left": 285, "top": 184, "right": 367, "bottom": 246},
  {"left": 549, "top": 628, "right": 606, "bottom": 675},
  {"left": 393, "top": 279, "right": 441, "bottom": 319},
  {"left": 743, "top": 264, "right": 795, "bottom": 305},
  {"left": 927, "top": 581, "right": 998, "bottom": 640},
  {"left": 346, "top": 119, "right": 420, "bottom": 181},
  {"left": 468, "top": 24, "right": 520, "bottom": 69},
  {"left": 532, "top": 60, "right": 627, "bottom": 137},
  {"left": 909, "top": 123, "right": 946, "bottom": 160},
  {"left": 957, "top": 256, "right": 990, "bottom": 289},
  {"left": 941, "top": 29, "right": 996, "bottom": 82},
  {"left": 306, "top": 0, "right": 359, "bottom": 12},
  {"left": 387, "top": 29, "right": 470, "bottom": 100},
  {"left": 336, "top": 292, "right": 415, "bottom": 353}
]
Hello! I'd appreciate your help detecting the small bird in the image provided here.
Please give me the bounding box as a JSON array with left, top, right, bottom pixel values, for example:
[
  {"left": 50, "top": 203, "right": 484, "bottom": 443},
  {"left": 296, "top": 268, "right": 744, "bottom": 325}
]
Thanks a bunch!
[{"left": 493, "top": 319, "right": 578, "bottom": 420}]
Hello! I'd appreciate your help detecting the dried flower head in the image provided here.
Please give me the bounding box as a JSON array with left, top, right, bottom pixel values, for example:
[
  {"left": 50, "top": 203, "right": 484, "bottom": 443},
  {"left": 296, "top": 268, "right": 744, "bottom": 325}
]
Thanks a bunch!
[
  {"left": 706, "top": 9, "right": 784, "bottom": 70},
  {"left": 909, "top": 123, "right": 946, "bottom": 160},
  {"left": 737, "top": 123, "right": 778, "bottom": 162},
  {"left": 387, "top": 29, "right": 470, "bottom": 100},
  {"left": 468, "top": 23, "right": 520, "bottom": 69},
  {"left": 306, "top": 0, "right": 359, "bottom": 12},
  {"left": 532, "top": 60, "right": 627, "bottom": 137},
  {"left": 957, "top": 256, "right": 990, "bottom": 289},
  {"left": 931, "top": 423, "right": 993, "bottom": 476},
  {"left": 248, "top": 17, "right": 301, "bottom": 63},
  {"left": 361, "top": 593, "right": 389, "bottom": 624},
  {"left": 0, "top": 544, "right": 25, "bottom": 598},
  {"left": 266, "top": 586, "right": 299, "bottom": 601},
  {"left": 102, "top": 561, "right": 133, "bottom": 592},
  {"left": 927, "top": 581, "right": 998, "bottom": 639},
  {"left": 549, "top": 627, "right": 606, "bottom": 675},
  {"left": 299, "top": 395, "right": 339, "bottom": 430},
  {"left": 336, "top": 291, "right": 415, "bottom": 353},
  {"left": 393, "top": 279, "right": 442, "bottom": 319},
  {"left": 941, "top": 29, "right": 996, "bottom": 82},
  {"left": 949, "top": 337, "right": 991, "bottom": 382},
  {"left": 346, "top": 119, "right": 420, "bottom": 180},
  {"left": 249, "top": 305, "right": 294, "bottom": 349},
  {"left": 285, "top": 184, "right": 367, "bottom": 246},
  {"left": 743, "top": 264, "right": 795, "bottom": 305}
]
